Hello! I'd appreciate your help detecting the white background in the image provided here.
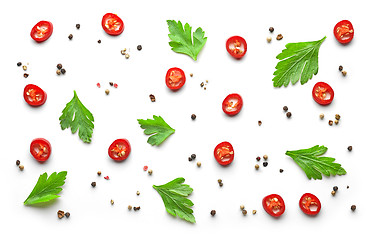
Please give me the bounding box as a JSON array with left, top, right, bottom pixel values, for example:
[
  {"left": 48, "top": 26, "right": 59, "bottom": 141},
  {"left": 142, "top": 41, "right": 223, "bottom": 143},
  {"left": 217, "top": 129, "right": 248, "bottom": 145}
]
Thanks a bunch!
[{"left": 0, "top": 0, "right": 364, "bottom": 239}]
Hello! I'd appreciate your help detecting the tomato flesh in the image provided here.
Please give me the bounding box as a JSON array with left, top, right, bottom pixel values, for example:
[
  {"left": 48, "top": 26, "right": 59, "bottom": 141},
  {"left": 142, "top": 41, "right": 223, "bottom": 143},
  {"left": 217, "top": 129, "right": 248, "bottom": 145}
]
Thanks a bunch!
[
  {"left": 334, "top": 20, "right": 354, "bottom": 44},
  {"left": 214, "top": 141, "right": 234, "bottom": 166},
  {"left": 108, "top": 139, "right": 131, "bottom": 161},
  {"left": 102, "top": 13, "right": 124, "bottom": 36},
  {"left": 299, "top": 193, "right": 321, "bottom": 216},
  {"left": 312, "top": 82, "right": 334, "bottom": 105},
  {"left": 222, "top": 93, "right": 243, "bottom": 116},
  {"left": 30, "top": 21, "right": 53, "bottom": 42},
  {"left": 262, "top": 194, "right": 285, "bottom": 218},
  {"left": 30, "top": 138, "right": 51, "bottom": 162},
  {"left": 226, "top": 36, "right": 247, "bottom": 59},
  {"left": 23, "top": 84, "right": 47, "bottom": 107},
  {"left": 165, "top": 67, "right": 186, "bottom": 90}
]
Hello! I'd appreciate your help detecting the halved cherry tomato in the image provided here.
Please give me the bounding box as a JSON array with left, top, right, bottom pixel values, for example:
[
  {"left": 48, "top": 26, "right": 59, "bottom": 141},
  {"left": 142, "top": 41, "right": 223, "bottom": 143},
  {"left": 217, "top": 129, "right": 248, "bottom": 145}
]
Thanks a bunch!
[
  {"left": 214, "top": 141, "right": 234, "bottom": 166},
  {"left": 108, "top": 139, "right": 131, "bottom": 161},
  {"left": 262, "top": 194, "right": 286, "bottom": 218},
  {"left": 165, "top": 67, "right": 186, "bottom": 90},
  {"left": 226, "top": 36, "right": 247, "bottom": 59},
  {"left": 30, "top": 21, "right": 53, "bottom": 43},
  {"left": 102, "top": 13, "right": 124, "bottom": 36},
  {"left": 23, "top": 84, "right": 47, "bottom": 107},
  {"left": 299, "top": 193, "right": 321, "bottom": 216},
  {"left": 30, "top": 138, "right": 51, "bottom": 162},
  {"left": 222, "top": 93, "right": 243, "bottom": 116},
  {"left": 334, "top": 20, "right": 354, "bottom": 44},
  {"left": 312, "top": 82, "right": 334, "bottom": 105}
]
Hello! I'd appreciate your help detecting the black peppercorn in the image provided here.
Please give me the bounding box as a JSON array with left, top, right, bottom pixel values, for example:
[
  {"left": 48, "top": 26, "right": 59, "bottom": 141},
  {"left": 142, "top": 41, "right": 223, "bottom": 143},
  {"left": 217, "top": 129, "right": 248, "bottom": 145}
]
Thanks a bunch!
[
  {"left": 76, "top": 24, "right": 80, "bottom": 29},
  {"left": 188, "top": 157, "right": 192, "bottom": 161},
  {"left": 347, "top": 146, "right": 352, "bottom": 151},
  {"left": 219, "top": 182, "right": 223, "bottom": 187},
  {"left": 98, "top": 40, "right": 101, "bottom": 44},
  {"left": 57, "top": 64, "right": 62, "bottom": 69},
  {"left": 210, "top": 210, "right": 216, "bottom": 216},
  {"left": 191, "top": 154, "right": 196, "bottom": 159},
  {"left": 269, "top": 27, "right": 274, "bottom": 32},
  {"left": 149, "top": 94, "right": 156, "bottom": 102},
  {"left": 68, "top": 34, "right": 73, "bottom": 40},
  {"left": 17, "top": 62, "right": 22, "bottom": 67},
  {"left": 137, "top": 45, "right": 142, "bottom": 51},
  {"left": 333, "top": 186, "right": 338, "bottom": 192},
  {"left": 263, "top": 162, "right": 268, "bottom": 167},
  {"left": 65, "top": 212, "right": 70, "bottom": 218},
  {"left": 109, "top": 82, "right": 113, "bottom": 86},
  {"left": 16, "top": 160, "right": 20, "bottom": 166},
  {"left": 283, "top": 106, "right": 288, "bottom": 112},
  {"left": 61, "top": 69, "right": 66, "bottom": 74},
  {"left": 256, "top": 156, "right": 261, "bottom": 161},
  {"left": 286, "top": 112, "right": 292, "bottom": 118},
  {"left": 339, "top": 65, "right": 343, "bottom": 71},
  {"left": 191, "top": 114, "right": 196, "bottom": 120},
  {"left": 91, "top": 182, "right": 96, "bottom": 187},
  {"left": 351, "top": 205, "right": 356, "bottom": 211},
  {"left": 24, "top": 73, "right": 29, "bottom": 78},
  {"left": 279, "top": 169, "right": 284, "bottom": 173}
]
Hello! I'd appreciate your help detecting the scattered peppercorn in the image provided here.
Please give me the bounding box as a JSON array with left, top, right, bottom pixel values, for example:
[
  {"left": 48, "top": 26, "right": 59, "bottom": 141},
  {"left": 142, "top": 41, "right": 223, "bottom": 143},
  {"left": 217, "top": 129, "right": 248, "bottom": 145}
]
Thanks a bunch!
[
  {"left": 57, "top": 64, "right": 62, "bottom": 69},
  {"left": 76, "top": 24, "right": 80, "bottom": 29},
  {"left": 197, "top": 162, "right": 201, "bottom": 167},
  {"left": 217, "top": 179, "right": 222, "bottom": 184},
  {"left": 263, "top": 155, "right": 268, "bottom": 160},
  {"left": 204, "top": 87, "right": 206, "bottom": 90},
  {"left": 136, "top": 191, "right": 140, "bottom": 196},
  {"left": 149, "top": 94, "right": 156, "bottom": 102},
  {"left": 266, "top": 37, "right": 272, "bottom": 43},
  {"left": 279, "top": 169, "right": 284, "bottom": 173},
  {"left": 56, "top": 70, "right": 61, "bottom": 75},
  {"left": 329, "top": 120, "right": 333, "bottom": 126},
  {"left": 256, "top": 156, "right": 261, "bottom": 161},
  {"left": 276, "top": 34, "right": 283, "bottom": 40},
  {"left": 148, "top": 169, "right": 153, "bottom": 175},
  {"left": 65, "top": 212, "right": 70, "bottom": 218},
  {"left": 283, "top": 106, "right": 288, "bottom": 112},
  {"left": 335, "top": 114, "right": 341, "bottom": 120},
  {"left": 57, "top": 210, "right": 65, "bottom": 219},
  {"left": 98, "top": 40, "right": 101, "bottom": 44},
  {"left": 68, "top": 34, "right": 73, "bottom": 40},
  {"left": 23, "top": 73, "right": 29, "bottom": 78},
  {"left": 188, "top": 157, "right": 192, "bottom": 161},
  {"left": 23, "top": 65, "right": 27, "bottom": 71},
  {"left": 331, "top": 190, "right": 336, "bottom": 196},
  {"left": 210, "top": 210, "right": 216, "bottom": 216},
  {"left": 258, "top": 120, "right": 262, "bottom": 126},
  {"left": 17, "top": 62, "right": 22, "bottom": 67},
  {"left": 252, "top": 210, "right": 257, "bottom": 215},
  {"left": 347, "top": 186, "right": 350, "bottom": 189},
  {"left": 191, "top": 154, "right": 196, "bottom": 159},
  {"left": 19, "top": 165, "right": 24, "bottom": 171},
  {"left": 128, "top": 205, "right": 132, "bottom": 210},
  {"left": 351, "top": 205, "right": 356, "bottom": 211},
  {"left": 319, "top": 113, "right": 324, "bottom": 119},
  {"left": 137, "top": 45, "right": 142, "bottom": 51},
  {"left": 61, "top": 68, "right": 66, "bottom": 74},
  {"left": 286, "top": 112, "right": 292, "bottom": 118},
  {"left": 105, "top": 89, "right": 110, "bottom": 95},
  {"left": 109, "top": 82, "right": 113, "bottom": 86},
  {"left": 339, "top": 65, "right": 343, "bottom": 71},
  {"left": 191, "top": 114, "right": 196, "bottom": 120},
  {"left": 240, "top": 205, "right": 245, "bottom": 210},
  {"left": 16, "top": 160, "right": 20, "bottom": 166},
  {"left": 110, "top": 199, "right": 114, "bottom": 205},
  {"left": 190, "top": 73, "right": 193, "bottom": 77},
  {"left": 91, "top": 182, "right": 96, "bottom": 187},
  {"left": 255, "top": 164, "right": 259, "bottom": 170},
  {"left": 219, "top": 183, "right": 223, "bottom": 187},
  {"left": 242, "top": 209, "right": 247, "bottom": 215},
  {"left": 263, "top": 162, "right": 268, "bottom": 167},
  {"left": 200, "top": 82, "right": 204, "bottom": 87},
  {"left": 348, "top": 146, "right": 352, "bottom": 151},
  {"left": 97, "top": 171, "right": 101, "bottom": 176},
  {"left": 269, "top": 27, "right": 274, "bottom": 32},
  {"left": 133, "top": 206, "right": 141, "bottom": 211},
  {"left": 333, "top": 186, "right": 338, "bottom": 192},
  {"left": 342, "top": 70, "right": 347, "bottom": 76},
  {"left": 335, "top": 120, "right": 339, "bottom": 125},
  {"left": 125, "top": 53, "right": 130, "bottom": 59}
]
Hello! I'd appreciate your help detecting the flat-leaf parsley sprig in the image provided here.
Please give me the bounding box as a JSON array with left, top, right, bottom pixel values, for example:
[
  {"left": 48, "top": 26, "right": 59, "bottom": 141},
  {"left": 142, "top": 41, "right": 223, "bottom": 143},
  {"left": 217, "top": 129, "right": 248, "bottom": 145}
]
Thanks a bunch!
[{"left": 137, "top": 115, "right": 175, "bottom": 146}]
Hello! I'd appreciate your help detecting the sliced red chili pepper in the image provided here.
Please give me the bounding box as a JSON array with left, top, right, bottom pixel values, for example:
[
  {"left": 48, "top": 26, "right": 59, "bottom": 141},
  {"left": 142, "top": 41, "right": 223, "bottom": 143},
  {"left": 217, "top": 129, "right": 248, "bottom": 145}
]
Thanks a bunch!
[
  {"left": 23, "top": 84, "right": 47, "bottom": 107},
  {"left": 226, "top": 36, "right": 247, "bottom": 59},
  {"left": 334, "top": 20, "right": 354, "bottom": 44},
  {"left": 262, "top": 194, "right": 286, "bottom": 218},
  {"left": 30, "top": 21, "right": 53, "bottom": 42},
  {"left": 108, "top": 139, "right": 131, "bottom": 161},
  {"left": 299, "top": 193, "right": 321, "bottom": 216},
  {"left": 102, "top": 13, "right": 124, "bottom": 36},
  {"left": 222, "top": 93, "right": 243, "bottom": 116},
  {"left": 165, "top": 67, "right": 186, "bottom": 91},
  {"left": 312, "top": 82, "right": 334, "bottom": 105},
  {"left": 30, "top": 138, "right": 51, "bottom": 162},
  {"left": 214, "top": 141, "right": 234, "bottom": 166}
]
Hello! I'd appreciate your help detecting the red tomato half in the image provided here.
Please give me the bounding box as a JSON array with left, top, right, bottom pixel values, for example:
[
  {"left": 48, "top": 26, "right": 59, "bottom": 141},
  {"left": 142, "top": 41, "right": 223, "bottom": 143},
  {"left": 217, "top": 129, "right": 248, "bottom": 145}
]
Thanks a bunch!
[
  {"left": 102, "top": 13, "right": 124, "bottom": 36},
  {"left": 222, "top": 93, "right": 243, "bottom": 116},
  {"left": 108, "top": 139, "right": 131, "bottom": 161},
  {"left": 214, "top": 141, "right": 234, "bottom": 166},
  {"left": 226, "top": 36, "right": 247, "bottom": 59},
  {"left": 312, "top": 82, "right": 334, "bottom": 105},
  {"left": 334, "top": 20, "right": 354, "bottom": 44},
  {"left": 262, "top": 194, "right": 286, "bottom": 218},
  {"left": 30, "top": 21, "right": 53, "bottom": 43},
  {"left": 299, "top": 193, "right": 321, "bottom": 216},
  {"left": 30, "top": 138, "right": 51, "bottom": 162},
  {"left": 165, "top": 67, "right": 186, "bottom": 90},
  {"left": 23, "top": 84, "right": 47, "bottom": 107}
]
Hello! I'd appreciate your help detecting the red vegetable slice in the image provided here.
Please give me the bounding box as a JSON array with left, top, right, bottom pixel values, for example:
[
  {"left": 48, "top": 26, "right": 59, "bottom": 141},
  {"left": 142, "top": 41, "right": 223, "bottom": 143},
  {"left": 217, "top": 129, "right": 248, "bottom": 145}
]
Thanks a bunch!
[
  {"left": 30, "top": 138, "right": 51, "bottom": 162},
  {"left": 226, "top": 36, "right": 247, "bottom": 59},
  {"left": 299, "top": 193, "right": 321, "bottom": 216},
  {"left": 165, "top": 67, "right": 186, "bottom": 90},
  {"left": 222, "top": 93, "right": 243, "bottom": 116},
  {"left": 30, "top": 21, "right": 53, "bottom": 42},
  {"left": 214, "top": 141, "right": 234, "bottom": 166},
  {"left": 312, "top": 82, "right": 334, "bottom": 105},
  {"left": 334, "top": 20, "right": 354, "bottom": 44},
  {"left": 23, "top": 84, "right": 47, "bottom": 107},
  {"left": 262, "top": 194, "right": 286, "bottom": 218},
  {"left": 108, "top": 139, "right": 131, "bottom": 161},
  {"left": 102, "top": 13, "right": 124, "bottom": 36}
]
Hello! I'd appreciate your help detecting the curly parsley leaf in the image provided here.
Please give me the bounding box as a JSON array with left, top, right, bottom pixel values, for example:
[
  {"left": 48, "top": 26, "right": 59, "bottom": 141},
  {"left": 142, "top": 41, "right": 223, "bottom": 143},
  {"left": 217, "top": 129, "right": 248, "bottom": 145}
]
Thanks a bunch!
[
  {"left": 153, "top": 177, "right": 195, "bottom": 223},
  {"left": 137, "top": 115, "right": 175, "bottom": 146},
  {"left": 24, "top": 171, "right": 67, "bottom": 205},
  {"left": 273, "top": 36, "right": 326, "bottom": 87},
  {"left": 59, "top": 91, "right": 94, "bottom": 143},
  {"left": 167, "top": 20, "right": 207, "bottom": 61},
  {"left": 286, "top": 145, "right": 346, "bottom": 180}
]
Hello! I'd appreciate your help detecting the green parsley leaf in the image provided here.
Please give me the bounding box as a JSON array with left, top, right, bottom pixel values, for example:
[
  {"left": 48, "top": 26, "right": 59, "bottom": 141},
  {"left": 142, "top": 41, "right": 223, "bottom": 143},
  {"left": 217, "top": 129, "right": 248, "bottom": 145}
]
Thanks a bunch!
[
  {"left": 286, "top": 145, "right": 346, "bottom": 180},
  {"left": 153, "top": 177, "right": 195, "bottom": 223},
  {"left": 273, "top": 36, "right": 326, "bottom": 87},
  {"left": 24, "top": 171, "right": 67, "bottom": 205},
  {"left": 59, "top": 91, "right": 94, "bottom": 143},
  {"left": 167, "top": 20, "right": 207, "bottom": 61},
  {"left": 137, "top": 115, "right": 175, "bottom": 146}
]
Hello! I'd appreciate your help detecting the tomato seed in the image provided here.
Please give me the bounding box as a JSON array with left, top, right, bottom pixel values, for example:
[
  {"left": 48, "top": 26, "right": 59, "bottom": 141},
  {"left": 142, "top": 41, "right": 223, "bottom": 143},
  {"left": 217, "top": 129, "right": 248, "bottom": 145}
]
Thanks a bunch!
[
  {"left": 190, "top": 73, "right": 193, "bottom": 77},
  {"left": 136, "top": 191, "right": 140, "bottom": 196},
  {"left": 335, "top": 120, "right": 339, "bottom": 125},
  {"left": 331, "top": 190, "right": 336, "bottom": 196},
  {"left": 217, "top": 179, "right": 222, "bottom": 184},
  {"left": 252, "top": 210, "right": 257, "bottom": 215},
  {"left": 97, "top": 171, "right": 101, "bottom": 176},
  {"left": 148, "top": 169, "right": 153, "bottom": 175},
  {"left": 320, "top": 113, "right": 324, "bottom": 119},
  {"left": 255, "top": 164, "right": 259, "bottom": 170},
  {"left": 263, "top": 155, "right": 268, "bottom": 160},
  {"left": 23, "top": 66, "right": 27, "bottom": 71},
  {"left": 335, "top": 114, "right": 341, "bottom": 120},
  {"left": 329, "top": 120, "right": 333, "bottom": 126},
  {"left": 128, "top": 205, "right": 132, "bottom": 210},
  {"left": 258, "top": 120, "right": 262, "bottom": 126},
  {"left": 149, "top": 94, "right": 156, "bottom": 102},
  {"left": 110, "top": 199, "right": 114, "bottom": 205},
  {"left": 197, "top": 162, "right": 201, "bottom": 167},
  {"left": 242, "top": 210, "right": 247, "bottom": 215},
  {"left": 105, "top": 89, "right": 110, "bottom": 95},
  {"left": 240, "top": 205, "right": 245, "bottom": 210},
  {"left": 269, "top": 27, "right": 274, "bottom": 32},
  {"left": 23, "top": 73, "right": 29, "bottom": 78},
  {"left": 266, "top": 37, "right": 272, "bottom": 43},
  {"left": 200, "top": 82, "right": 204, "bottom": 87},
  {"left": 125, "top": 53, "right": 130, "bottom": 59}
]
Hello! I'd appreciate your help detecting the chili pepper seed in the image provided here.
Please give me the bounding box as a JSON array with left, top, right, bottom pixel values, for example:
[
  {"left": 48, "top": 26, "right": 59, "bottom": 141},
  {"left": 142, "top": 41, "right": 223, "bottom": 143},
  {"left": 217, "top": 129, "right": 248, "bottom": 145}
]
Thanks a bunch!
[{"left": 16, "top": 160, "right": 20, "bottom": 166}]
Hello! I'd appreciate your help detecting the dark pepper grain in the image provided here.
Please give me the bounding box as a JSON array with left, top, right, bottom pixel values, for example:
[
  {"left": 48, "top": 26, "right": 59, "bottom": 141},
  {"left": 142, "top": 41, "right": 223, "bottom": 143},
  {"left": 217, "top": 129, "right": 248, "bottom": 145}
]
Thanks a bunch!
[
  {"left": 283, "top": 106, "right": 288, "bottom": 112},
  {"left": 137, "top": 45, "right": 142, "bottom": 51},
  {"left": 24, "top": 73, "right": 29, "bottom": 78},
  {"left": 339, "top": 65, "right": 343, "bottom": 71},
  {"left": 269, "top": 27, "right": 274, "bottom": 33},
  {"left": 210, "top": 210, "right": 216, "bottom": 216},
  {"left": 286, "top": 112, "right": 292, "bottom": 118},
  {"left": 65, "top": 212, "right": 70, "bottom": 218},
  {"left": 68, "top": 34, "right": 73, "bottom": 40},
  {"left": 351, "top": 205, "right": 356, "bottom": 211},
  {"left": 191, "top": 114, "right": 196, "bottom": 120},
  {"left": 17, "top": 62, "right": 22, "bottom": 67},
  {"left": 76, "top": 24, "right": 80, "bottom": 29},
  {"left": 61, "top": 69, "right": 66, "bottom": 74},
  {"left": 91, "top": 182, "right": 96, "bottom": 187},
  {"left": 263, "top": 162, "right": 268, "bottom": 167},
  {"left": 57, "top": 64, "right": 62, "bottom": 69},
  {"left": 347, "top": 146, "right": 353, "bottom": 151},
  {"left": 16, "top": 160, "right": 20, "bottom": 166}
]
